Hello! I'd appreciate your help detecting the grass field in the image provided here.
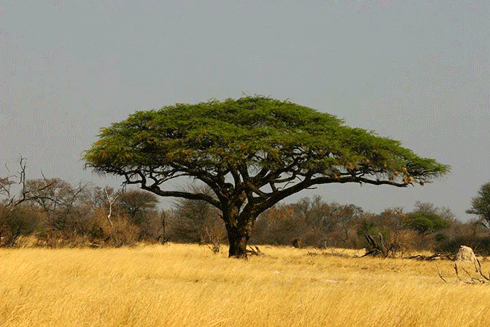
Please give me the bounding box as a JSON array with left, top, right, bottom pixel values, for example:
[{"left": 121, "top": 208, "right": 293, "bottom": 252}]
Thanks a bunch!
[{"left": 1, "top": 244, "right": 489, "bottom": 327}]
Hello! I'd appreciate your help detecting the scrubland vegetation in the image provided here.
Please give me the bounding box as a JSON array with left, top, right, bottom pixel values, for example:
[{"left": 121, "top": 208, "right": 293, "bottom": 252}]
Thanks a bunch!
[
  {"left": 1, "top": 173, "right": 490, "bottom": 256},
  {"left": 1, "top": 243, "right": 490, "bottom": 327}
]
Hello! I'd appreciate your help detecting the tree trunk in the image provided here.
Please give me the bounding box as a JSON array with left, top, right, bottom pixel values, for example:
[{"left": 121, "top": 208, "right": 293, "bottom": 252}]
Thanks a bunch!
[
  {"left": 225, "top": 211, "right": 255, "bottom": 258},
  {"left": 227, "top": 228, "right": 249, "bottom": 258}
]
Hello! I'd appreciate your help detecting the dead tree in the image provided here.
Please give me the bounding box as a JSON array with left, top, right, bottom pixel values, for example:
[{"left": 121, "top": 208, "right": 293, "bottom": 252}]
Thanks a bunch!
[
  {"left": 1, "top": 157, "right": 56, "bottom": 213},
  {"left": 363, "top": 233, "right": 388, "bottom": 257},
  {"left": 438, "top": 259, "right": 490, "bottom": 284},
  {"left": 0, "top": 158, "right": 58, "bottom": 246},
  {"left": 104, "top": 187, "right": 118, "bottom": 228},
  {"left": 362, "top": 232, "right": 401, "bottom": 258}
]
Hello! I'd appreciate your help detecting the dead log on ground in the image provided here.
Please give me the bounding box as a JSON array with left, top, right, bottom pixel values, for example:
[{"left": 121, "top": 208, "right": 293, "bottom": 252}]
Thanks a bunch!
[
  {"left": 438, "top": 259, "right": 490, "bottom": 284},
  {"left": 362, "top": 233, "right": 388, "bottom": 257},
  {"left": 247, "top": 245, "right": 264, "bottom": 256},
  {"left": 405, "top": 253, "right": 455, "bottom": 261}
]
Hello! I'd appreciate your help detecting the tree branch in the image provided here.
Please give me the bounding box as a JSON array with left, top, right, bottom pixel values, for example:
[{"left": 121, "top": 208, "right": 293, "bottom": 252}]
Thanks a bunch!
[{"left": 140, "top": 185, "right": 221, "bottom": 209}]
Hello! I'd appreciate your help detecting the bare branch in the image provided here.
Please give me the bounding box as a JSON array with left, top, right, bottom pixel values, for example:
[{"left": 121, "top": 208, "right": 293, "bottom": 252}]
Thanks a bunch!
[
  {"left": 438, "top": 261, "right": 490, "bottom": 284},
  {"left": 436, "top": 265, "right": 448, "bottom": 283},
  {"left": 105, "top": 187, "right": 118, "bottom": 228}
]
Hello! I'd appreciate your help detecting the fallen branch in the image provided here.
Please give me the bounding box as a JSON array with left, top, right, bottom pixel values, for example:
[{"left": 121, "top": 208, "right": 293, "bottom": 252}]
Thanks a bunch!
[
  {"left": 247, "top": 245, "right": 264, "bottom": 256},
  {"left": 362, "top": 233, "right": 390, "bottom": 257},
  {"left": 406, "top": 253, "right": 455, "bottom": 261},
  {"left": 207, "top": 243, "right": 220, "bottom": 254},
  {"left": 307, "top": 251, "right": 351, "bottom": 258},
  {"left": 438, "top": 259, "right": 490, "bottom": 284}
]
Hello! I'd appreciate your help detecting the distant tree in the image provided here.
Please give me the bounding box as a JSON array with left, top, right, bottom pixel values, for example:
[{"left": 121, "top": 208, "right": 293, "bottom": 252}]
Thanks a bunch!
[
  {"left": 25, "top": 178, "right": 88, "bottom": 212},
  {"left": 25, "top": 178, "right": 92, "bottom": 234},
  {"left": 0, "top": 158, "right": 63, "bottom": 246},
  {"left": 116, "top": 190, "right": 159, "bottom": 226},
  {"left": 375, "top": 208, "right": 414, "bottom": 253},
  {"left": 0, "top": 204, "right": 39, "bottom": 246},
  {"left": 467, "top": 182, "right": 490, "bottom": 229},
  {"left": 84, "top": 96, "right": 449, "bottom": 257},
  {"left": 252, "top": 202, "right": 302, "bottom": 246},
  {"left": 412, "top": 201, "right": 437, "bottom": 216},
  {"left": 406, "top": 212, "right": 450, "bottom": 235},
  {"left": 287, "top": 197, "right": 364, "bottom": 247},
  {"left": 169, "top": 185, "right": 224, "bottom": 244},
  {"left": 295, "top": 196, "right": 333, "bottom": 232},
  {"left": 0, "top": 157, "right": 51, "bottom": 212}
]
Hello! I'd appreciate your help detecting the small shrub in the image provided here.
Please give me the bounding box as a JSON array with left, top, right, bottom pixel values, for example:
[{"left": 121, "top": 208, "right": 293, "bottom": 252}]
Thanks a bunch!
[
  {"left": 0, "top": 205, "right": 40, "bottom": 247},
  {"left": 435, "top": 236, "right": 490, "bottom": 256}
]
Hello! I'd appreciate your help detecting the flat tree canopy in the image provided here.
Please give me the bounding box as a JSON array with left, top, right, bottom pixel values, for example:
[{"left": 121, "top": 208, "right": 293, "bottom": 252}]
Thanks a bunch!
[
  {"left": 406, "top": 212, "right": 451, "bottom": 235},
  {"left": 84, "top": 96, "right": 449, "bottom": 257}
]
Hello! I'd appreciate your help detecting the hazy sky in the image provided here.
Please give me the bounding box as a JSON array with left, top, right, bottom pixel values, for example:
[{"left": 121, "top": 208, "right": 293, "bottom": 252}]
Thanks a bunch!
[{"left": 1, "top": 0, "right": 489, "bottom": 220}]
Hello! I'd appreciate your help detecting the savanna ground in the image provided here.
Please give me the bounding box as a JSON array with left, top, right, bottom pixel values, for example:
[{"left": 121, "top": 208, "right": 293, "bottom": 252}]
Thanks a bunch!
[{"left": 1, "top": 244, "right": 489, "bottom": 327}]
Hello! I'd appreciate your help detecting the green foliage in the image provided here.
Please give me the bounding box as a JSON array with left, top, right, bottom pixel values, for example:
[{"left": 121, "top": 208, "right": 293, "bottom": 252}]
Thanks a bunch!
[
  {"left": 435, "top": 233, "right": 449, "bottom": 243},
  {"left": 466, "top": 182, "right": 490, "bottom": 227},
  {"left": 405, "top": 212, "right": 450, "bottom": 235},
  {"left": 84, "top": 96, "right": 449, "bottom": 186},
  {"left": 357, "top": 219, "right": 378, "bottom": 237}
]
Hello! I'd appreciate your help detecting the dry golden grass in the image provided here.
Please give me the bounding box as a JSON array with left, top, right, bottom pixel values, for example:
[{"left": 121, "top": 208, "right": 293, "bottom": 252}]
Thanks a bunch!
[{"left": 1, "top": 244, "right": 489, "bottom": 327}]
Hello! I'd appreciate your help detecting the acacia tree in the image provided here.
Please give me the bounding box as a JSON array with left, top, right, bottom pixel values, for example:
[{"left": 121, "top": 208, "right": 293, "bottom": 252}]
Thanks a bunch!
[
  {"left": 406, "top": 212, "right": 450, "bottom": 235},
  {"left": 467, "top": 182, "right": 490, "bottom": 229},
  {"left": 84, "top": 96, "right": 449, "bottom": 257}
]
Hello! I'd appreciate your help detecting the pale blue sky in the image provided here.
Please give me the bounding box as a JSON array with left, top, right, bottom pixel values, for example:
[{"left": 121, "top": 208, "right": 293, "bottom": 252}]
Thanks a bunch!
[{"left": 1, "top": 0, "right": 489, "bottom": 220}]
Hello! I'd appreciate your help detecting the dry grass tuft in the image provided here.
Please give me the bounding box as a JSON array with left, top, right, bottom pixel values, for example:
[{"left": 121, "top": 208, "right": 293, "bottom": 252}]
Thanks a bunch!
[{"left": 0, "top": 244, "right": 489, "bottom": 326}]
